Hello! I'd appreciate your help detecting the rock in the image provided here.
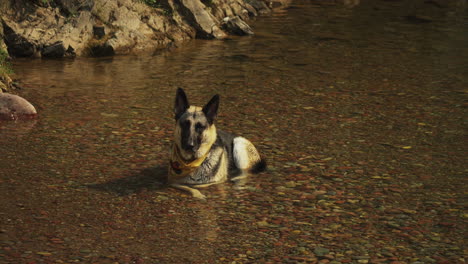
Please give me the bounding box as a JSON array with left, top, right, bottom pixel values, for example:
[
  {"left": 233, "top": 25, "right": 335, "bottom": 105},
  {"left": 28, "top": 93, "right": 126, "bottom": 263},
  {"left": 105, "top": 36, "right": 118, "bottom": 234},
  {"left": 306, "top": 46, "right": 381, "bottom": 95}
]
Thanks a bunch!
[
  {"left": 353, "top": 256, "right": 371, "bottom": 260},
  {"left": 54, "top": 0, "right": 95, "bottom": 15},
  {"left": 0, "top": 21, "right": 8, "bottom": 52},
  {"left": 0, "top": 75, "right": 14, "bottom": 92},
  {"left": 86, "top": 39, "right": 115, "bottom": 57},
  {"left": 223, "top": 16, "right": 254, "bottom": 36},
  {"left": 256, "top": 220, "right": 269, "bottom": 227},
  {"left": 3, "top": 24, "right": 37, "bottom": 57},
  {"left": 353, "top": 256, "right": 371, "bottom": 264},
  {"left": 243, "top": 4, "right": 258, "bottom": 17},
  {"left": 247, "top": 0, "right": 271, "bottom": 14},
  {"left": 93, "top": 25, "right": 105, "bottom": 39},
  {"left": 313, "top": 190, "right": 327, "bottom": 196},
  {"left": 175, "top": 0, "right": 227, "bottom": 39},
  {"left": 42, "top": 41, "right": 69, "bottom": 58},
  {"left": 91, "top": 0, "right": 192, "bottom": 54},
  {"left": 2, "top": 6, "right": 93, "bottom": 57},
  {"left": 0, "top": 93, "right": 37, "bottom": 120},
  {"left": 209, "top": 0, "right": 253, "bottom": 21},
  {"left": 1, "top": 0, "right": 288, "bottom": 56},
  {"left": 314, "top": 247, "right": 330, "bottom": 257},
  {"left": 271, "top": 0, "right": 293, "bottom": 9},
  {"left": 284, "top": 181, "right": 297, "bottom": 188}
]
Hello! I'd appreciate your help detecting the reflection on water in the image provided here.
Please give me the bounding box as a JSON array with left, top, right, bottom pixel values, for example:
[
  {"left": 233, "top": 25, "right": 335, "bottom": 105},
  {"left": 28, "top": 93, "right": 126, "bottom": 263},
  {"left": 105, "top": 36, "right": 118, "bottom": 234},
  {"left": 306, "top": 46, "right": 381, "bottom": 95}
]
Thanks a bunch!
[{"left": 1, "top": 0, "right": 467, "bottom": 263}]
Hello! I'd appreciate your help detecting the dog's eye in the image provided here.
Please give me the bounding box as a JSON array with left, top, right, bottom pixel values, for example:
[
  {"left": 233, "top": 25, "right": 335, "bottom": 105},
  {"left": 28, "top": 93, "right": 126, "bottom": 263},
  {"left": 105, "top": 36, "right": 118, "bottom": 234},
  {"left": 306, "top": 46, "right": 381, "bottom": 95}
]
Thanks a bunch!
[{"left": 195, "top": 123, "right": 205, "bottom": 132}]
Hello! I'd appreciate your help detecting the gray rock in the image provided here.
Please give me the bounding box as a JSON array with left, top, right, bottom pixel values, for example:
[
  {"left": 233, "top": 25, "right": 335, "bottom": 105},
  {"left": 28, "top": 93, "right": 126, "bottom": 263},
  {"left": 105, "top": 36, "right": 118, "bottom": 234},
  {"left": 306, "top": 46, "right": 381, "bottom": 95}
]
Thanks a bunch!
[
  {"left": 207, "top": 0, "right": 254, "bottom": 23},
  {"left": 42, "top": 41, "right": 70, "bottom": 58},
  {"left": 244, "top": 3, "right": 258, "bottom": 17},
  {"left": 223, "top": 16, "right": 254, "bottom": 36},
  {"left": 175, "top": 0, "right": 227, "bottom": 39},
  {"left": 54, "top": 0, "right": 95, "bottom": 15},
  {"left": 248, "top": 0, "right": 271, "bottom": 14},
  {"left": 3, "top": 24, "right": 36, "bottom": 57},
  {"left": 2, "top": 7, "right": 92, "bottom": 57},
  {"left": 92, "top": 0, "right": 192, "bottom": 54},
  {"left": 0, "top": 93, "right": 37, "bottom": 120}
]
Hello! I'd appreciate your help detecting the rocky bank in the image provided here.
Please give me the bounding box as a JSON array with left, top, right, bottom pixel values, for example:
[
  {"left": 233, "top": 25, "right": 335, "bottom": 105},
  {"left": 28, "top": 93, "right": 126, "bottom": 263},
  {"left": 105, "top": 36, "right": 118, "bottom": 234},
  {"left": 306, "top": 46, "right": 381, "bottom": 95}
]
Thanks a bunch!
[
  {"left": 0, "top": 0, "right": 289, "bottom": 60},
  {"left": 0, "top": 0, "right": 289, "bottom": 116}
]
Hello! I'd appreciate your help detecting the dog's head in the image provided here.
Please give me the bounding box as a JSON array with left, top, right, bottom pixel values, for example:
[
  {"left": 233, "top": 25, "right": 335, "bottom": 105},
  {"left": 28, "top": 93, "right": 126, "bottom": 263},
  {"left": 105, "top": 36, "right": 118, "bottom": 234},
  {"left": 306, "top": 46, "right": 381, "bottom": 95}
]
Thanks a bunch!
[{"left": 173, "top": 88, "right": 219, "bottom": 160}]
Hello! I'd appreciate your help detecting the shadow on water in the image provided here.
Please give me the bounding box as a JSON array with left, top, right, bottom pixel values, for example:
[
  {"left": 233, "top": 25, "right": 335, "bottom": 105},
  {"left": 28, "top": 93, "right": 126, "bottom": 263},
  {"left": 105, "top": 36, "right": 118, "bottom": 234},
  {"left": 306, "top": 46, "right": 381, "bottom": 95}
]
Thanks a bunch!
[{"left": 88, "top": 165, "right": 168, "bottom": 196}]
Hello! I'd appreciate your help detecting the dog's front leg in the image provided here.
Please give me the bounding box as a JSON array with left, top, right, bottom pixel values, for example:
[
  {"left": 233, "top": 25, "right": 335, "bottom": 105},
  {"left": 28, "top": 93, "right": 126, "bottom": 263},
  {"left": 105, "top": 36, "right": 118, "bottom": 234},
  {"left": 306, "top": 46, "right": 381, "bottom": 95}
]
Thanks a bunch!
[{"left": 170, "top": 184, "right": 206, "bottom": 200}]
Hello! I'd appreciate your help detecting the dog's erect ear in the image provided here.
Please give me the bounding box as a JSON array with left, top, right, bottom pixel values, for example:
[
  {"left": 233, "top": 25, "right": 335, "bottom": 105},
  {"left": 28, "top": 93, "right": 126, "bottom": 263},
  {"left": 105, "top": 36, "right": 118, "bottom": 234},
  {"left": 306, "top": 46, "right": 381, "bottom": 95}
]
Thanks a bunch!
[
  {"left": 174, "top": 88, "right": 189, "bottom": 120},
  {"left": 202, "top": 94, "right": 220, "bottom": 124}
]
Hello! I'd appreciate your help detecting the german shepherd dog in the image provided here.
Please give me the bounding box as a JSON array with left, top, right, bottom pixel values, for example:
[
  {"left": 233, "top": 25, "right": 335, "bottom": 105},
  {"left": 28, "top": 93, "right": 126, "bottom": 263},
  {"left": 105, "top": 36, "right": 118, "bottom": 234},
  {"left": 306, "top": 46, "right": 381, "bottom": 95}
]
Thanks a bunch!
[{"left": 168, "top": 88, "right": 266, "bottom": 199}]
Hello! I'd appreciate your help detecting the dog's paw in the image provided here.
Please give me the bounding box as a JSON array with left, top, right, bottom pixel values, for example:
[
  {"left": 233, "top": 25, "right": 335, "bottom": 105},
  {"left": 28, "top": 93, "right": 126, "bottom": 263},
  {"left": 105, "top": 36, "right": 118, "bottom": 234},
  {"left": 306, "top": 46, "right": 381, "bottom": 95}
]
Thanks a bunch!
[
  {"left": 192, "top": 190, "right": 206, "bottom": 200},
  {"left": 171, "top": 184, "right": 206, "bottom": 200}
]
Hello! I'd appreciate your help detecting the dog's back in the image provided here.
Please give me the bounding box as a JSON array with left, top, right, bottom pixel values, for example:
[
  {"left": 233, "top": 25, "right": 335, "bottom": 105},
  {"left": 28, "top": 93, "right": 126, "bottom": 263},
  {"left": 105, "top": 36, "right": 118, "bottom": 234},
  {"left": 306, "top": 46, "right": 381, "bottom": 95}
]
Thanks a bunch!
[{"left": 216, "top": 129, "right": 266, "bottom": 174}]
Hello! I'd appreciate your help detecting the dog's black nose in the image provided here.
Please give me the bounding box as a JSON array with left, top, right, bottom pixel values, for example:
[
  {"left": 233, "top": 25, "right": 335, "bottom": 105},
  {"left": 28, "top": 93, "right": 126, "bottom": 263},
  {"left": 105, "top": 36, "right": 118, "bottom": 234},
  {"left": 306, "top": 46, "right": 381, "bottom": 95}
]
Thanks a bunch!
[
  {"left": 181, "top": 135, "right": 198, "bottom": 152},
  {"left": 182, "top": 140, "right": 197, "bottom": 151},
  {"left": 183, "top": 143, "right": 195, "bottom": 151}
]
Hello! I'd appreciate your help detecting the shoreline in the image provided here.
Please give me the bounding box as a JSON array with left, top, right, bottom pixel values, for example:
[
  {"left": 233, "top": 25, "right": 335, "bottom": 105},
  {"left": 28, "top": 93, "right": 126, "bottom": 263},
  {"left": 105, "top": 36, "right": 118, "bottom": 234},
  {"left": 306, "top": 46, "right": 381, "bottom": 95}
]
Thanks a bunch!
[{"left": 0, "top": 0, "right": 290, "bottom": 92}]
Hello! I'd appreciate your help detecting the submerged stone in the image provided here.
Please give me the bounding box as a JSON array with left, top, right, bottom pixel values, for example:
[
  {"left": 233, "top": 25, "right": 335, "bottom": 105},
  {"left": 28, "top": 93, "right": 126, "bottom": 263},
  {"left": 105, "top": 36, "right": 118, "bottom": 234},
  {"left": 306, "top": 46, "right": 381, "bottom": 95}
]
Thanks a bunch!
[
  {"left": 314, "top": 247, "right": 330, "bottom": 257},
  {"left": 0, "top": 93, "right": 37, "bottom": 120}
]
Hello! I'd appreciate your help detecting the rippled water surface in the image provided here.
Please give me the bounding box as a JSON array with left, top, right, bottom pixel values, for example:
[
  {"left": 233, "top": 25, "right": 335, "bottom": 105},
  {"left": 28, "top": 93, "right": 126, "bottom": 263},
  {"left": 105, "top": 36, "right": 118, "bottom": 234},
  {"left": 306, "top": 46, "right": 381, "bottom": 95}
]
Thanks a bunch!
[{"left": 1, "top": 0, "right": 467, "bottom": 263}]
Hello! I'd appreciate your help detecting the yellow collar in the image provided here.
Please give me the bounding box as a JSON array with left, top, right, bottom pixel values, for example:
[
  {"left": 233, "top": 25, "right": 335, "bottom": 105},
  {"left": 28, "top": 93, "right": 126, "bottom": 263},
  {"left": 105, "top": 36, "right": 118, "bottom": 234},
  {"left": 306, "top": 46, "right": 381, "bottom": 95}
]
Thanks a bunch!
[{"left": 168, "top": 144, "right": 209, "bottom": 180}]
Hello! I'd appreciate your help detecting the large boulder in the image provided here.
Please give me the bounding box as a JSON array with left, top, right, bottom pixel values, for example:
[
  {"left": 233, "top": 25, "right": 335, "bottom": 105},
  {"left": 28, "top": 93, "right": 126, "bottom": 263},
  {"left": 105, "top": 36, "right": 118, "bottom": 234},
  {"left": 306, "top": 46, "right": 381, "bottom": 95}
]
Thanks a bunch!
[
  {"left": 2, "top": 6, "right": 92, "bottom": 57},
  {"left": 42, "top": 41, "right": 75, "bottom": 58},
  {"left": 86, "top": 0, "right": 193, "bottom": 55},
  {"left": 2, "top": 24, "right": 37, "bottom": 57},
  {"left": 0, "top": 93, "right": 37, "bottom": 120}
]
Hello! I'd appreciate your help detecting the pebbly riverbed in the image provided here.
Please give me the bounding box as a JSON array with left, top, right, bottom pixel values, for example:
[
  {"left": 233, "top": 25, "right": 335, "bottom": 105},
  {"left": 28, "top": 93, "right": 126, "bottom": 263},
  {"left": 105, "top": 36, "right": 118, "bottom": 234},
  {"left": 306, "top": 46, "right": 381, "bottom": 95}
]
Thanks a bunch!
[{"left": 1, "top": 0, "right": 467, "bottom": 263}]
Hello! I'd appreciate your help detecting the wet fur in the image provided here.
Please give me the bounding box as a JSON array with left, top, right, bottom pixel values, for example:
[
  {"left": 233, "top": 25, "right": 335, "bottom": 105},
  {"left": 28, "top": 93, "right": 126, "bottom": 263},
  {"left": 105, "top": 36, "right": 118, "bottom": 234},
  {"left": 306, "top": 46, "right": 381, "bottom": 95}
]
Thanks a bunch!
[{"left": 169, "top": 88, "right": 266, "bottom": 199}]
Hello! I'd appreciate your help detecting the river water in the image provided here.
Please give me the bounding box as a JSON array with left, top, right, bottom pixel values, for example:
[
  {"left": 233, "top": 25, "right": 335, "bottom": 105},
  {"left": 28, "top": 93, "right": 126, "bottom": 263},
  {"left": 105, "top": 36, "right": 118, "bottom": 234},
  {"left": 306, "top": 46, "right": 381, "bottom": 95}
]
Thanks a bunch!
[{"left": 1, "top": 0, "right": 467, "bottom": 263}]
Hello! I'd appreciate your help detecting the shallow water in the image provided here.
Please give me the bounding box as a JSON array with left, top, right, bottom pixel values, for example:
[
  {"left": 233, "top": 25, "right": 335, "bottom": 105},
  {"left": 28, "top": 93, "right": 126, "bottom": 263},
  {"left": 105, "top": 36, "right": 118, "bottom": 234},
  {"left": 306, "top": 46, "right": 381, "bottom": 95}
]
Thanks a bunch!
[{"left": 1, "top": 0, "right": 467, "bottom": 263}]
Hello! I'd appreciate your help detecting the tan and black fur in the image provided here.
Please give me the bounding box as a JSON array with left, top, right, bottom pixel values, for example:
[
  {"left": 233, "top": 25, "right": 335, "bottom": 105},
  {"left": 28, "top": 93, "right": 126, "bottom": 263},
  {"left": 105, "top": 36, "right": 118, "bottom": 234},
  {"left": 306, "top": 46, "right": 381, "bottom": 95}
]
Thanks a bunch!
[{"left": 168, "top": 88, "right": 266, "bottom": 199}]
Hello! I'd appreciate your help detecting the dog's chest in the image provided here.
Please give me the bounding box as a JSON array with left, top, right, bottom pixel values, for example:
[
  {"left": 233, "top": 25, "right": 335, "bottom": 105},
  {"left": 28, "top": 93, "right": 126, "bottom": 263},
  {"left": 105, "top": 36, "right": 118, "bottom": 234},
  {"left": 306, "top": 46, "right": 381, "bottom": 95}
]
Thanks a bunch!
[{"left": 185, "top": 146, "right": 229, "bottom": 185}]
